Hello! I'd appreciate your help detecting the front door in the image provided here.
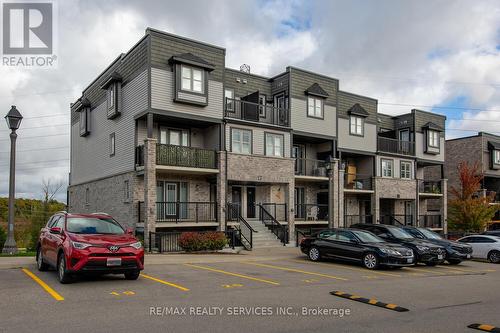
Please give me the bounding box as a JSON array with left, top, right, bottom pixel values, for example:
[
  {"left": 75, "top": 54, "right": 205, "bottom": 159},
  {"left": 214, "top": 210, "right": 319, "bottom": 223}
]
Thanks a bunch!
[
  {"left": 404, "top": 201, "right": 414, "bottom": 225},
  {"left": 399, "top": 129, "right": 410, "bottom": 153},
  {"left": 247, "top": 187, "right": 256, "bottom": 218},
  {"left": 231, "top": 187, "right": 242, "bottom": 218},
  {"left": 165, "top": 183, "right": 178, "bottom": 218},
  {"left": 317, "top": 192, "right": 328, "bottom": 220}
]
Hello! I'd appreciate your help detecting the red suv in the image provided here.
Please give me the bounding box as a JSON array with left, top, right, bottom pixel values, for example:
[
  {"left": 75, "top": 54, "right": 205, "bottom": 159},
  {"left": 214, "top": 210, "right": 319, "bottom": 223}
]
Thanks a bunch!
[{"left": 36, "top": 212, "right": 144, "bottom": 283}]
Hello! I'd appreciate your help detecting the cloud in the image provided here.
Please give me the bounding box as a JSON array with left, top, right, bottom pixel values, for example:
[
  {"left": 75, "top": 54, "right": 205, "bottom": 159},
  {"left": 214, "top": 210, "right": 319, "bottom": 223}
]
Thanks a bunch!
[{"left": 0, "top": 0, "right": 499, "bottom": 201}]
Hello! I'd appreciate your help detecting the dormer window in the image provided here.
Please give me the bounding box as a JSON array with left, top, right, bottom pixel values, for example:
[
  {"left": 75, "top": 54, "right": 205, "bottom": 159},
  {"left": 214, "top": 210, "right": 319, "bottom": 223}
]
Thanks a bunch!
[
  {"left": 101, "top": 72, "right": 122, "bottom": 119},
  {"left": 495, "top": 150, "right": 500, "bottom": 164},
  {"left": 77, "top": 98, "right": 91, "bottom": 137},
  {"left": 108, "top": 85, "right": 114, "bottom": 109},
  {"left": 422, "top": 122, "right": 443, "bottom": 154},
  {"left": 428, "top": 130, "right": 439, "bottom": 148},
  {"left": 488, "top": 141, "right": 500, "bottom": 169},
  {"left": 347, "top": 103, "right": 369, "bottom": 137},
  {"left": 307, "top": 97, "right": 323, "bottom": 118},
  {"left": 181, "top": 65, "right": 204, "bottom": 93}
]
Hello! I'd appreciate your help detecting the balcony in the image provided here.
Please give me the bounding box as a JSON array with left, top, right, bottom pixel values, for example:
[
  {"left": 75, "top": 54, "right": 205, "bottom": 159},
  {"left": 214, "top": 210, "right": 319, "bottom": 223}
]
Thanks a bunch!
[
  {"left": 295, "top": 158, "right": 329, "bottom": 180},
  {"left": 295, "top": 203, "right": 328, "bottom": 222},
  {"left": 344, "top": 215, "right": 373, "bottom": 227},
  {"left": 224, "top": 98, "right": 289, "bottom": 127},
  {"left": 135, "top": 144, "right": 217, "bottom": 170},
  {"left": 418, "top": 180, "right": 442, "bottom": 195},
  {"left": 138, "top": 201, "right": 217, "bottom": 223},
  {"left": 344, "top": 173, "right": 373, "bottom": 191},
  {"left": 378, "top": 137, "right": 415, "bottom": 156}
]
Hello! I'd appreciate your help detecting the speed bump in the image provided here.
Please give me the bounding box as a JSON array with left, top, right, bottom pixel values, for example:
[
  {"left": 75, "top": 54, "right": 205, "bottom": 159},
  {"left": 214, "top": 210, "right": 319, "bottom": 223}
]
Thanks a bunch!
[
  {"left": 330, "top": 291, "right": 409, "bottom": 312},
  {"left": 468, "top": 324, "right": 500, "bottom": 332}
]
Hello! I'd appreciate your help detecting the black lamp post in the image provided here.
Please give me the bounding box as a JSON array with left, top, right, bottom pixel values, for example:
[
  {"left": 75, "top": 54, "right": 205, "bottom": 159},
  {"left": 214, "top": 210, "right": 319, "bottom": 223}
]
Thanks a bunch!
[{"left": 2, "top": 106, "right": 22, "bottom": 254}]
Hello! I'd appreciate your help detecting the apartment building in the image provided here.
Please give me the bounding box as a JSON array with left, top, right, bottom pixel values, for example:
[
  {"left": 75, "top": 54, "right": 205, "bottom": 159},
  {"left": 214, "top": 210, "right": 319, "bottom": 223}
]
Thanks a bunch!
[
  {"left": 446, "top": 132, "right": 500, "bottom": 207},
  {"left": 68, "top": 28, "right": 448, "bottom": 249}
]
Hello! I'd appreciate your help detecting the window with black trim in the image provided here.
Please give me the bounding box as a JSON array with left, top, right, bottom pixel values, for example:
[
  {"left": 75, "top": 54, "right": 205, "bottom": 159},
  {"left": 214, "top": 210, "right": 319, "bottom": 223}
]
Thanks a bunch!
[
  {"left": 400, "top": 161, "right": 412, "bottom": 179},
  {"left": 428, "top": 130, "right": 439, "bottom": 148},
  {"left": 79, "top": 108, "right": 89, "bottom": 137},
  {"left": 259, "top": 94, "right": 266, "bottom": 117},
  {"left": 307, "top": 96, "right": 323, "bottom": 118},
  {"left": 493, "top": 150, "right": 500, "bottom": 165},
  {"left": 231, "top": 128, "right": 251, "bottom": 154},
  {"left": 350, "top": 115, "right": 364, "bottom": 136},
  {"left": 109, "top": 132, "right": 115, "bottom": 157},
  {"left": 225, "top": 88, "right": 234, "bottom": 112},
  {"left": 381, "top": 159, "right": 393, "bottom": 178},
  {"left": 265, "top": 133, "right": 284, "bottom": 157},
  {"left": 181, "top": 65, "right": 204, "bottom": 93}
]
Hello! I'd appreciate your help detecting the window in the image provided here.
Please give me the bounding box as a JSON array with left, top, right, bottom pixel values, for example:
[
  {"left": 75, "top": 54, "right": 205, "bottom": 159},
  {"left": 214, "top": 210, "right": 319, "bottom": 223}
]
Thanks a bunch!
[
  {"left": 428, "top": 130, "right": 439, "bottom": 148},
  {"left": 307, "top": 96, "right": 323, "bottom": 118},
  {"left": 85, "top": 188, "right": 89, "bottom": 205},
  {"left": 231, "top": 128, "right": 251, "bottom": 154},
  {"left": 494, "top": 150, "right": 500, "bottom": 164},
  {"left": 79, "top": 109, "right": 89, "bottom": 136},
  {"left": 259, "top": 94, "right": 266, "bottom": 117},
  {"left": 109, "top": 133, "right": 115, "bottom": 156},
  {"left": 124, "top": 180, "right": 130, "bottom": 202},
  {"left": 181, "top": 65, "right": 203, "bottom": 93},
  {"left": 350, "top": 116, "right": 364, "bottom": 136},
  {"left": 108, "top": 85, "right": 114, "bottom": 109},
  {"left": 381, "top": 159, "right": 393, "bottom": 177},
  {"left": 265, "top": 133, "right": 284, "bottom": 157},
  {"left": 224, "top": 88, "right": 234, "bottom": 111},
  {"left": 400, "top": 161, "right": 412, "bottom": 179},
  {"left": 159, "top": 127, "right": 189, "bottom": 146}
]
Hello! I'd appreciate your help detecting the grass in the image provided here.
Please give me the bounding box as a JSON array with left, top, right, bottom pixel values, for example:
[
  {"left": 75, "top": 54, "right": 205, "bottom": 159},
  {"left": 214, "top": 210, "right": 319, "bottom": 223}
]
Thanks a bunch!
[{"left": 0, "top": 250, "right": 35, "bottom": 257}]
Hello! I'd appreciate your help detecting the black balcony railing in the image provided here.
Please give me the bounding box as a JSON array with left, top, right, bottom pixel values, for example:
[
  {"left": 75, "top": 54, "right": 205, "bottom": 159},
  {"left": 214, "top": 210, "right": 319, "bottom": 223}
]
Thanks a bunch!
[
  {"left": 138, "top": 201, "right": 217, "bottom": 223},
  {"left": 261, "top": 203, "right": 288, "bottom": 222},
  {"left": 419, "top": 215, "right": 442, "bottom": 229},
  {"left": 419, "top": 180, "right": 442, "bottom": 194},
  {"left": 344, "top": 173, "right": 373, "bottom": 190},
  {"left": 295, "top": 158, "right": 328, "bottom": 177},
  {"left": 377, "top": 137, "right": 415, "bottom": 156},
  {"left": 380, "top": 214, "right": 414, "bottom": 226},
  {"left": 295, "top": 203, "right": 328, "bottom": 221},
  {"left": 344, "top": 215, "right": 373, "bottom": 227},
  {"left": 224, "top": 98, "right": 289, "bottom": 127},
  {"left": 156, "top": 144, "right": 217, "bottom": 169}
]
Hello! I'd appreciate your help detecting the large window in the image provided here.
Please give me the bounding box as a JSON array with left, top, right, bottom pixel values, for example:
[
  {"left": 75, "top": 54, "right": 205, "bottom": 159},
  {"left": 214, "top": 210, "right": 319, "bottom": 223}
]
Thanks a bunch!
[
  {"left": 224, "top": 88, "right": 234, "bottom": 111},
  {"left": 494, "top": 150, "right": 500, "bottom": 164},
  {"left": 231, "top": 128, "right": 251, "bottom": 154},
  {"left": 265, "top": 133, "right": 284, "bottom": 157},
  {"left": 181, "top": 65, "right": 204, "bottom": 93},
  {"left": 381, "top": 159, "right": 393, "bottom": 178},
  {"left": 350, "top": 115, "right": 364, "bottom": 136},
  {"left": 428, "top": 130, "right": 439, "bottom": 148},
  {"left": 400, "top": 161, "right": 412, "bottom": 179},
  {"left": 307, "top": 96, "right": 323, "bottom": 118},
  {"left": 159, "top": 127, "right": 189, "bottom": 146}
]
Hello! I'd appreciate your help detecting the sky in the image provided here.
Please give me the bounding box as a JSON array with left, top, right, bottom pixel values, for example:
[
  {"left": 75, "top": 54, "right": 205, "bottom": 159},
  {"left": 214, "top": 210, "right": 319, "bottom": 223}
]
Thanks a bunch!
[{"left": 0, "top": 0, "right": 499, "bottom": 203}]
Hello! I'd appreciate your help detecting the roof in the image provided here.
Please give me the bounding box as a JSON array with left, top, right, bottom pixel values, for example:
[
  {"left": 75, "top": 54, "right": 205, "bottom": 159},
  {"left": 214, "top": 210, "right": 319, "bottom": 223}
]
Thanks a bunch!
[
  {"left": 347, "top": 103, "right": 370, "bottom": 117},
  {"left": 488, "top": 141, "right": 500, "bottom": 150},
  {"left": 169, "top": 52, "right": 215, "bottom": 71},
  {"left": 304, "top": 83, "right": 329, "bottom": 98},
  {"left": 100, "top": 71, "right": 123, "bottom": 89},
  {"left": 422, "top": 121, "right": 443, "bottom": 131}
]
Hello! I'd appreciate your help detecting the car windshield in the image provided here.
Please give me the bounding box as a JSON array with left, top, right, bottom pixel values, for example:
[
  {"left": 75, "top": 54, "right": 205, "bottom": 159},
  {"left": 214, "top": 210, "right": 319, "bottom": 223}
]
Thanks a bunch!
[
  {"left": 388, "top": 227, "right": 414, "bottom": 239},
  {"left": 418, "top": 228, "right": 442, "bottom": 240},
  {"left": 351, "top": 230, "right": 385, "bottom": 243},
  {"left": 66, "top": 217, "right": 124, "bottom": 234}
]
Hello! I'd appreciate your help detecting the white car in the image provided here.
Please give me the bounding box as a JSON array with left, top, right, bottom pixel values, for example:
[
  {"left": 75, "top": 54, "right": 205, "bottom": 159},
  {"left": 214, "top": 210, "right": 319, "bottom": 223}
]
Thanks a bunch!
[{"left": 457, "top": 235, "right": 500, "bottom": 263}]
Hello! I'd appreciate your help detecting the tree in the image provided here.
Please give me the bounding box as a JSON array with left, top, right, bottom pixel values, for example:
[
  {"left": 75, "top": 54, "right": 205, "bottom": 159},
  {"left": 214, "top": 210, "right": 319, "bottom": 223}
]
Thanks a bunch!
[{"left": 448, "top": 161, "right": 499, "bottom": 232}]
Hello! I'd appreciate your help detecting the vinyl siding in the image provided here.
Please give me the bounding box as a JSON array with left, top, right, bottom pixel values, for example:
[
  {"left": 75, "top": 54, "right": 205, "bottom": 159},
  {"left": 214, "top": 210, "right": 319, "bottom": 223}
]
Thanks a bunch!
[
  {"left": 290, "top": 98, "right": 336, "bottom": 137},
  {"left": 338, "top": 118, "right": 377, "bottom": 153},
  {"left": 375, "top": 155, "right": 415, "bottom": 179},
  {"left": 151, "top": 67, "right": 223, "bottom": 120},
  {"left": 415, "top": 133, "right": 445, "bottom": 162},
  {"left": 225, "top": 123, "right": 291, "bottom": 158},
  {"left": 70, "top": 69, "right": 148, "bottom": 185}
]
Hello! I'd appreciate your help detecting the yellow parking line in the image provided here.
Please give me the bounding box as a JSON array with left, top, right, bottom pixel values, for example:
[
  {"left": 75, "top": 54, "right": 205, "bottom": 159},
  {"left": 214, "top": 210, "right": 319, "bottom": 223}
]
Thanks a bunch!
[
  {"left": 243, "top": 261, "right": 348, "bottom": 281},
  {"left": 184, "top": 264, "right": 280, "bottom": 286},
  {"left": 289, "top": 259, "right": 401, "bottom": 278},
  {"left": 140, "top": 274, "right": 190, "bottom": 291},
  {"left": 402, "top": 266, "right": 447, "bottom": 275},
  {"left": 21, "top": 268, "right": 64, "bottom": 301},
  {"left": 438, "top": 265, "right": 481, "bottom": 273}
]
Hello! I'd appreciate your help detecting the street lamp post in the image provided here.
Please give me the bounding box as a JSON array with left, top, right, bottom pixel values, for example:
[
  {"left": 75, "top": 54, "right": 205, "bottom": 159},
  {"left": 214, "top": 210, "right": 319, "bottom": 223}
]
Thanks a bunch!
[{"left": 2, "top": 106, "right": 23, "bottom": 254}]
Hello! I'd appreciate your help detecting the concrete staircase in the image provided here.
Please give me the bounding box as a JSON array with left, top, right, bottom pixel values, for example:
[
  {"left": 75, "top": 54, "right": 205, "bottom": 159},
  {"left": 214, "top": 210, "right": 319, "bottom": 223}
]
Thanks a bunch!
[{"left": 245, "top": 219, "right": 285, "bottom": 248}]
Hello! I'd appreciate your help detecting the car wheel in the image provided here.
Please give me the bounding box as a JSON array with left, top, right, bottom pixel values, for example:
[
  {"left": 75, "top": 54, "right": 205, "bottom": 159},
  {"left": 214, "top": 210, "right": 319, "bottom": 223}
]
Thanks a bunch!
[
  {"left": 124, "top": 270, "right": 140, "bottom": 280},
  {"left": 363, "top": 253, "right": 379, "bottom": 270},
  {"left": 447, "top": 259, "right": 462, "bottom": 265},
  {"left": 308, "top": 247, "right": 321, "bottom": 261},
  {"left": 57, "top": 254, "right": 72, "bottom": 284},
  {"left": 487, "top": 250, "right": 500, "bottom": 264},
  {"left": 36, "top": 247, "right": 49, "bottom": 271}
]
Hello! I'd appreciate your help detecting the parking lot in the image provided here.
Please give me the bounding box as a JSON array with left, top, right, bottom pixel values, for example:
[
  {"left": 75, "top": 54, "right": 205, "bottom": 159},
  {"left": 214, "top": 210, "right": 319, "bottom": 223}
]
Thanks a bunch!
[{"left": 1, "top": 248, "right": 499, "bottom": 333}]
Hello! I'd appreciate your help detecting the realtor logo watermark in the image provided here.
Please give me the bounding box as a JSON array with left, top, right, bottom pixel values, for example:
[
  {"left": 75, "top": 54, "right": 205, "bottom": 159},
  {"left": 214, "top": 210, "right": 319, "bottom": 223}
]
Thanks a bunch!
[{"left": 1, "top": 0, "right": 58, "bottom": 67}]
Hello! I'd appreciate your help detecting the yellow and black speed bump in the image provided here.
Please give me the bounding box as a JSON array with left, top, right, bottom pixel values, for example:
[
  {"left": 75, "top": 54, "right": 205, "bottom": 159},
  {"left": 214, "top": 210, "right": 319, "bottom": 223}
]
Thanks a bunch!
[
  {"left": 330, "top": 291, "right": 409, "bottom": 312},
  {"left": 468, "top": 324, "right": 500, "bottom": 332}
]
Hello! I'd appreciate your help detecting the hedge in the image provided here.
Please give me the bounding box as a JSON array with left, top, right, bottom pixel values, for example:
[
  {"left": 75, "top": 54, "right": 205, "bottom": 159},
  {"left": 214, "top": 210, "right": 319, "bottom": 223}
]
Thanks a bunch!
[{"left": 178, "top": 231, "right": 228, "bottom": 252}]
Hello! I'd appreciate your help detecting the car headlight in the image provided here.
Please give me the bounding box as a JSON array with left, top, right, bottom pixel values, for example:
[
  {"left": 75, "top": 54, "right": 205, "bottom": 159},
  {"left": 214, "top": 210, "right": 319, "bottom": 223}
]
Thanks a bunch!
[
  {"left": 380, "top": 248, "right": 402, "bottom": 256},
  {"left": 416, "top": 245, "right": 430, "bottom": 252},
  {"left": 71, "top": 241, "right": 92, "bottom": 250},
  {"left": 129, "top": 241, "right": 143, "bottom": 249}
]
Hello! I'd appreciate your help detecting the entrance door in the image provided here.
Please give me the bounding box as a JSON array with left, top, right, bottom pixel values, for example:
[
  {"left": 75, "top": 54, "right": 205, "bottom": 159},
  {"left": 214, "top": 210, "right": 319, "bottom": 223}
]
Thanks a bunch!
[
  {"left": 165, "top": 183, "right": 178, "bottom": 217},
  {"left": 247, "top": 187, "right": 256, "bottom": 218},
  {"left": 293, "top": 144, "right": 305, "bottom": 175},
  {"left": 404, "top": 201, "right": 414, "bottom": 226},
  {"left": 241, "top": 91, "right": 260, "bottom": 121},
  {"left": 399, "top": 129, "right": 410, "bottom": 153},
  {"left": 295, "top": 187, "right": 305, "bottom": 219},
  {"left": 231, "top": 187, "right": 242, "bottom": 218},
  {"left": 317, "top": 192, "right": 328, "bottom": 220}
]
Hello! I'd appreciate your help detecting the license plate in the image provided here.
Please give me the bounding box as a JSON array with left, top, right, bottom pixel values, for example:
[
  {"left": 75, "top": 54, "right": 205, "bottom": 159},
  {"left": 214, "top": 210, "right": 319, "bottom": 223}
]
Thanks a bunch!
[
  {"left": 106, "top": 258, "right": 121, "bottom": 267},
  {"left": 467, "top": 254, "right": 471, "bottom": 259},
  {"left": 406, "top": 258, "right": 413, "bottom": 263},
  {"left": 438, "top": 255, "right": 443, "bottom": 260}
]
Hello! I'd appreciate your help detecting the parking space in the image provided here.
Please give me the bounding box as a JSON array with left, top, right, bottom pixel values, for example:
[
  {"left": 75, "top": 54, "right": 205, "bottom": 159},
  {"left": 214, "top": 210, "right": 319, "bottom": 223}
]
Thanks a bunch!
[{"left": 0, "top": 253, "right": 498, "bottom": 332}]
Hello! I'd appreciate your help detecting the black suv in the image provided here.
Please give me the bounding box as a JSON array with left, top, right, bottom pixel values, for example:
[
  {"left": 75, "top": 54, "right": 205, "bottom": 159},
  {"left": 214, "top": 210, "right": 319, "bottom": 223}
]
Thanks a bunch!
[
  {"left": 402, "top": 226, "right": 473, "bottom": 265},
  {"left": 350, "top": 224, "right": 446, "bottom": 266},
  {"left": 300, "top": 228, "right": 415, "bottom": 269}
]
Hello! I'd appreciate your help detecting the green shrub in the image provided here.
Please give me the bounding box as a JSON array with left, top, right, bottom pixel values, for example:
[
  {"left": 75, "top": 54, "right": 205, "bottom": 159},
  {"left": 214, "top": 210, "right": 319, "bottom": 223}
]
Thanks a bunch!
[
  {"left": 178, "top": 231, "right": 227, "bottom": 252},
  {"left": 0, "top": 225, "right": 6, "bottom": 249}
]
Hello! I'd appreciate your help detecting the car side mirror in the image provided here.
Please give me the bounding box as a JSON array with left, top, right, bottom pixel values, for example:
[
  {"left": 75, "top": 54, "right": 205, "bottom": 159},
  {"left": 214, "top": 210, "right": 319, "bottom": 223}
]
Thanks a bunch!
[
  {"left": 125, "top": 227, "right": 134, "bottom": 235},
  {"left": 50, "top": 227, "right": 62, "bottom": 234}
]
